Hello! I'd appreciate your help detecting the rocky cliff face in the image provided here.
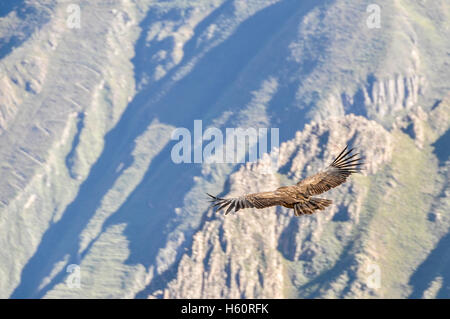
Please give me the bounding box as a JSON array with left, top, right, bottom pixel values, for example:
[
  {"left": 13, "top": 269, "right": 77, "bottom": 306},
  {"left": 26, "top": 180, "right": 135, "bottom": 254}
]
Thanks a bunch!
[
  {"left": 159, "top": 115, "right": 393, "bottom": 298},
  {"left": 0, "top": 0, "right": 449, "bottom": 298},
  {"left": 157, "top": 97, "right": 450, "bottom": 298}
]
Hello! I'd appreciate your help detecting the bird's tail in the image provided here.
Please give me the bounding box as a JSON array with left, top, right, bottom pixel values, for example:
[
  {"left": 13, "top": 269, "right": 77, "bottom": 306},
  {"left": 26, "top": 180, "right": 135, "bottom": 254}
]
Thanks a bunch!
[{"left": 294, "top": 197, "right": 332, "bottom": 216}]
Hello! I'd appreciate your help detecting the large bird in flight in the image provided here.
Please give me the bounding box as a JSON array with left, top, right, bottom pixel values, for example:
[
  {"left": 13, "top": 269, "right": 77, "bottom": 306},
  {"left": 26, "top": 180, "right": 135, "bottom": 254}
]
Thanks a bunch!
[{"left": 207, "top": 145, "right": 363, "bottom": 216}]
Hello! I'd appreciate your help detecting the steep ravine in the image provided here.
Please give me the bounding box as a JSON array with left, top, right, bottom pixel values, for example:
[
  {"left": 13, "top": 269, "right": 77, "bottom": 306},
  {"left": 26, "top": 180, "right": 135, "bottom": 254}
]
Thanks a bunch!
[
  {"left": 155, "top": 106, "right": 449, "bottom": 298},
  {"left": 0, "top": 0, "right": 448, "bottom": 299}
]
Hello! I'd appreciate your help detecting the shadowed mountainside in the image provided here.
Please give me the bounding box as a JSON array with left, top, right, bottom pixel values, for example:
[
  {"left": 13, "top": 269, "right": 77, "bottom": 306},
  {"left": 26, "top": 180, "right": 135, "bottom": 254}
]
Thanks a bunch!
[{"left": 0, "top": 0, "right": 449, "bottom": 298}]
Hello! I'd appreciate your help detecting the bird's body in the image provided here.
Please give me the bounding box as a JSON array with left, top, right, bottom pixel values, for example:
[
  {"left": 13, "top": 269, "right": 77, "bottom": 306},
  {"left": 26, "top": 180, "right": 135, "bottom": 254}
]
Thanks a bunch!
[{"left": 208, "top": 145, "right": 363, "bottom": 216}]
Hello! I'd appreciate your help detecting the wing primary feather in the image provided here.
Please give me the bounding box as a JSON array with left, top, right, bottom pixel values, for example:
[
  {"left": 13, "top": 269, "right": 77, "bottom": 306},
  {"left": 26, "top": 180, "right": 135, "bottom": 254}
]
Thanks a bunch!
[
  {"left": 333, "top": 153, "right": 359, "bottom": 166},
  {"left": 206, "top": 193, "right": 219, "bottom": 201},
  {"left": 332, "top": 148, "right": 355, "bottom": 166},
  {"left": 217, "top": 201, "right": 231, "bottom": 211},
  {"left": 235, "top": 199, "right": 242, "bottom": 212},
  {"left": 333, "top": 146, "right": 354, "bottom": 165},
  {"left": 331, "top": 145, "right": 348, "bottom": 165},
  {"left": 338, "top": 158, "right": 362, "bottom": 165},
  {"left": 225, "top": 201, "right": 236, "bottom": 215},
  {"left": 212, "top": 200, "right": 226, "bottom": 208}
]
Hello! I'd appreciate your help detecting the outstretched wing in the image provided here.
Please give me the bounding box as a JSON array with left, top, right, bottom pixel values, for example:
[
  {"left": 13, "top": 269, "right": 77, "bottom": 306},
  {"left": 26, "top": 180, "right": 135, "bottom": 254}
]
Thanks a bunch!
[
  {"left": 207, "top": 191, "right": 281, "bottom": 215},
  {"left": 296, "top": 145, "right": 363, "bottom": 196}
]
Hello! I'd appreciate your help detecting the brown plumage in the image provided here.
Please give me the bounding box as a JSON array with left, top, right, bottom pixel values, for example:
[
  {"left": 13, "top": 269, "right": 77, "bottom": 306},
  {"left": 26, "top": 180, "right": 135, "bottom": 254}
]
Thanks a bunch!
[{"left": 207, "top": 145, "right": 363, "bottom": 216}]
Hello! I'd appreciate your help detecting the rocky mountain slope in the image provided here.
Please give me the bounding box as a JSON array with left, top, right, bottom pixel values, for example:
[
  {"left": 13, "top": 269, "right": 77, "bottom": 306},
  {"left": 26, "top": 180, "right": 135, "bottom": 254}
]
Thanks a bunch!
[{"left": 0, "top": 0, "right": 449, "bottom": 298}]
